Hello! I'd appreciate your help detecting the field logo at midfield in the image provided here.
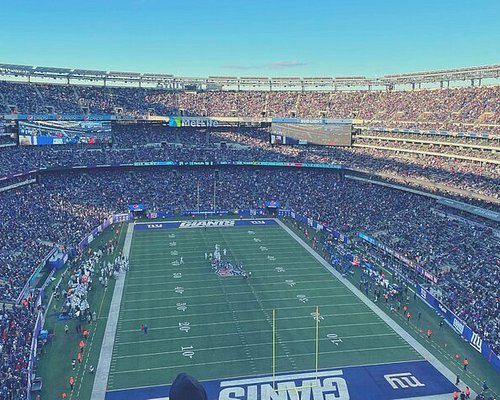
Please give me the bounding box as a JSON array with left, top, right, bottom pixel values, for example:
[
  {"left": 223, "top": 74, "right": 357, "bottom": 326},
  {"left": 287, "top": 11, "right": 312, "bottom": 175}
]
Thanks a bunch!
[
  {"left": 384, "top": 373, "right": 425, "bottom": 389},
  {"left": 179, "top": 220, "right": 235, "bottom": 229},
  {"left": 218, "top": 369, "right": 349, "bottom": 400}
]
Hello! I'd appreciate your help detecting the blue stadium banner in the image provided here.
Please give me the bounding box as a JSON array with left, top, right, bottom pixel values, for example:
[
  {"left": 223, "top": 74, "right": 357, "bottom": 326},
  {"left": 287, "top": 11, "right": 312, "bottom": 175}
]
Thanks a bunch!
[
  {"left": 417, "top": 285, "right": 500, "bottom": 373},
  {"left": 265, "top": 201, "right": 281, "bottom": 208},
  {"left": 128, "top": 203, "right": 145, "bottom": 212}
]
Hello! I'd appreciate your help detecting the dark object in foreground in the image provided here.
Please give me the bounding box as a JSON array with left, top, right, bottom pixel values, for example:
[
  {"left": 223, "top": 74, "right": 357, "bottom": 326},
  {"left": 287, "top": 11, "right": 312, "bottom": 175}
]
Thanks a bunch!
[{"left": 169, "top": 373, "right": 208, "bottom": 400}]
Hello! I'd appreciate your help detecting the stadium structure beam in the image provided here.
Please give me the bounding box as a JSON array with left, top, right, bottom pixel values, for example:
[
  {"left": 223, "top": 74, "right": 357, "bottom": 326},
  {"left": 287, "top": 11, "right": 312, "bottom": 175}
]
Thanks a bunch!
[{"left": 0, "top": 63, "right": 499, "bottom": 90}]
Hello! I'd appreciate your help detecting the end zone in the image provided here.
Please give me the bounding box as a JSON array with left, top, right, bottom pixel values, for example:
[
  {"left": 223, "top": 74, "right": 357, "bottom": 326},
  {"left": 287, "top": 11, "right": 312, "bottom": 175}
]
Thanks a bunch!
[
  {"left": 134, "top": 219, "right": 277, "bottom": 230},
  {"left": 105, "top": 360, "right": 458, "bottom": 400}
]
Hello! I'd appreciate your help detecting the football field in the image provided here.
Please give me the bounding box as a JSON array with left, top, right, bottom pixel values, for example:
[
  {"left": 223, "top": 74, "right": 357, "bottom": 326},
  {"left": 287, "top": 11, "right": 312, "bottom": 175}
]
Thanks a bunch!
[{"left": 101, "top": 219, "right": 457, "bottom": 400}]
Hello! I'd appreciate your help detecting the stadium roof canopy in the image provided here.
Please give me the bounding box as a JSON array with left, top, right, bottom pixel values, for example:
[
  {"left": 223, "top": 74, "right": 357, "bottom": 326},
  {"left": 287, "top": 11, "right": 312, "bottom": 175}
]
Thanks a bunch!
[{"left": 0, "top": 63, "right": 498, "bottom": 90}]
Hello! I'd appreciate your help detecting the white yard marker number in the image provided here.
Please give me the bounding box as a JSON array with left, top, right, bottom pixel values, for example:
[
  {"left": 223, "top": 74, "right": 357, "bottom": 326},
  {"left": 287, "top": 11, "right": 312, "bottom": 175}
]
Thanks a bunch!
[{"left": 181, "top": 346, "right": 195, "bottom": 359}]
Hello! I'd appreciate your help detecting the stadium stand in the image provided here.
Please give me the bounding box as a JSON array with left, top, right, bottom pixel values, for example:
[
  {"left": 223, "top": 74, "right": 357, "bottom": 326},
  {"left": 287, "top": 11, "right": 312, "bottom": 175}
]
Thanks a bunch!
[
  {"left": 0, "top": 67, "right": 499, "bottom": 399},
  {"left": 1, "top": 82, "right": 500, "bottom": 131},
  {"left": 1, "top": 168, "right": 499, "bottom": 349}
]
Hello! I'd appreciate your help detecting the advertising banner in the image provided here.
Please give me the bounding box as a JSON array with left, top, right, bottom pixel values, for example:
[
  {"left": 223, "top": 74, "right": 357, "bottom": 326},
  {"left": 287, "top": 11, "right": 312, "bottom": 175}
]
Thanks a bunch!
[{"left": 417, "top": 285, "right": 500, "bottom": 373}]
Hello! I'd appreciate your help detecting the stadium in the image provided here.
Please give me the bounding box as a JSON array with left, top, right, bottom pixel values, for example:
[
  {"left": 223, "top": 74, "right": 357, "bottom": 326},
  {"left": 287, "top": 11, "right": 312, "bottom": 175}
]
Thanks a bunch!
[{"left": 1, "top": 3, "right": 499, "bottom": 400}]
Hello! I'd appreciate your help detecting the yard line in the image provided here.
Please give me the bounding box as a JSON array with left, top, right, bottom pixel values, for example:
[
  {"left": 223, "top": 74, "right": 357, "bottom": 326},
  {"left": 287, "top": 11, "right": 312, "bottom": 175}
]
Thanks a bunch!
[
  {"left": 127, "top": 263, "right": 327, "bottom": 275},
  {"left": 126, "top": 271, "right": 329, "bottom": 280},
  {"left": 132, "top": 240, "right": 297, "bottom": 247},
  {"left": 123, "top": 285, "right": 344, "bottom": 296},
  {"left": 121, "top": 299, "right": 362, "bottom": 312},
  {"left": 131, "top": 241, "right": 298, "bottom": 250},
  {"left": 114, "top": 333, "right": 403, "bottom": 359},
  {"left": 116, "top": 331, "right": 398, "bottom": 347},
  {"left": 131, "top": 241, "right": 308, "bottom": 249},
  {"left": 119, "top": 307, "right": 372, "bottom": 323},
  {"left": 122, "top": 291, "right": 353, "bottom": 304},
  {"left": 117, "top": 310, "right": 373, "bottom": 332},
  {"left": 125, "top": 277, "right": 343, "bottom": 288},
  {"left": 110, "top": 345, "right": 414, "bottom": 375},
  {"left": 126, "top": 265, "right": 325, "bottom": 274},
  {"left": 127, "top": 257, "right": 318, "bottom": 266}
]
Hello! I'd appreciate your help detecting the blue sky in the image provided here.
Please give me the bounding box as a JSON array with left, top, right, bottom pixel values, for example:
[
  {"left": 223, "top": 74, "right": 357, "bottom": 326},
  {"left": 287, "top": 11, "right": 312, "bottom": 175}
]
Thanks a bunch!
[{"left": 0, "top": 0, "right": 498, "bottom": 77}]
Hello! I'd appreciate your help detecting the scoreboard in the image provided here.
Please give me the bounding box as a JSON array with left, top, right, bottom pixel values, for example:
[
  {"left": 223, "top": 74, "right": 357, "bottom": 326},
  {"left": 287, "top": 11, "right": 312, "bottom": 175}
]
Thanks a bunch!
[
  {"left": 271, "top": 120, "right": 352, "bottom": 146},
  {"left": 18, "top": 120, "right": 113, "bottom": 146}
]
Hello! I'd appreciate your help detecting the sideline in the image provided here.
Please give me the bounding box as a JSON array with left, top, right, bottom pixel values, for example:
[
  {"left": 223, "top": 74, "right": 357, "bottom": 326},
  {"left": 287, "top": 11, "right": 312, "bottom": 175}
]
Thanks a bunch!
[
  {"left": 275, "top": 218, "right": 475, "bottom": 399},
  {"left": 90, "top": 222, "right": 134, "bottom": 400}
]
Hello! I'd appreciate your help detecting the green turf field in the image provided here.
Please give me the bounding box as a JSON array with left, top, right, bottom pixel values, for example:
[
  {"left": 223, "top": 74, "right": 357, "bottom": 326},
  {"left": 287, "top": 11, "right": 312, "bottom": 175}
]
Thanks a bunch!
[{"left": 107, "top": 222, "right": 423, "bottom": 391}]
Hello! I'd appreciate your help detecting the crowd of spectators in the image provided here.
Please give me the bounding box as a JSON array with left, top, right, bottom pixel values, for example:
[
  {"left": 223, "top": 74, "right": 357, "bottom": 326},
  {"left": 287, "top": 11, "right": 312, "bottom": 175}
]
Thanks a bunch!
[
  {"left": 359, "top": 130, "right": 500, "bottom": 145},
  {"left": 0, "top": 134, "right": 14, "bottom": 146},
  {"left": 0, "top": 81, "right": 498, "bottom": 394},
  {"left": 0, "top": 301, "right": 39, "bottom": 400},
  {"left": 0, "top": 185, "right": 109, "bottom": 302},
  {"left": 0, "top": 167, "right": 498, "bottom": 354},
  {"left": 355, "top": 137, "right": 500, "bottom": 161},
  {"left": 0, "top": 124, "right": 498, "bottom": 200},
  {"left": 1, "top": 82, "right": 500, "bottom": 132}
]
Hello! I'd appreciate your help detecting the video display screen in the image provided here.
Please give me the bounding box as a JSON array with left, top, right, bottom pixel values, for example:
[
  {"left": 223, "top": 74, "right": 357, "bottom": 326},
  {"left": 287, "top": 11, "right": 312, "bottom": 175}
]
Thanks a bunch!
[
  {"left": 18, "top": 121, "right": 112, "bottom": 146},
  {"left": 271, "top": 122, "right": 352, "bottom": 146}
]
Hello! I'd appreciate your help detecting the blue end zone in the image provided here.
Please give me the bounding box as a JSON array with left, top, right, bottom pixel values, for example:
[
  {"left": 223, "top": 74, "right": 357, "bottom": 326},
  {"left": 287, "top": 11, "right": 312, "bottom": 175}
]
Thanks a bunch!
[
  {"left": 134, "top": 219, "right": 278, "bottom": 231},
  {"left": 105, "top": 360, "right": 458, "bottom": 400}
]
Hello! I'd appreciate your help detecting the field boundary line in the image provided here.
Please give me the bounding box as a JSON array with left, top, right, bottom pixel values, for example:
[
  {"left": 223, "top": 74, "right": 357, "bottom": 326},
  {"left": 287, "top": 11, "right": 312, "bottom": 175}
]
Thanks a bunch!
[{"left": 91, "top": 223, "right": 134, "bottom": 400}]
